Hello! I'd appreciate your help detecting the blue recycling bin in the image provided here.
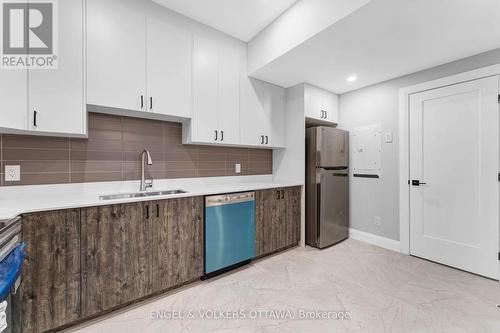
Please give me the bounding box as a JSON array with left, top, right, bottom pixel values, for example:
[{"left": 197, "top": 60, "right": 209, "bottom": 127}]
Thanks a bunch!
[{"left": 0, "top": 244, "right": 25, "bottom": 302}]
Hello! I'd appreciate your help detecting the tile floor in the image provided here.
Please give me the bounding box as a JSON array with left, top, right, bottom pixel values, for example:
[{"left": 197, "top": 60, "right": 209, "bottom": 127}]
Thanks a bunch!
[{"left": 68, "top": 239, "right": 500, "bottom": 333}]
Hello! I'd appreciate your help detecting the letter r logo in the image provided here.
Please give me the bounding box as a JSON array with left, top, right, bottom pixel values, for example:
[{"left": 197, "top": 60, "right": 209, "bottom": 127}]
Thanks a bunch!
[{"left": 2, "top": 1, "right": 53, "bottom": 55}]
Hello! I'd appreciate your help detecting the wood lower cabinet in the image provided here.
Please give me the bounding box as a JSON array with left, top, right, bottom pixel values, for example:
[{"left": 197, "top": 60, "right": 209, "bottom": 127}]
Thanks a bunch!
[
  {"left": 255, "top": 186, "right": 301, "bottom": 257},
  {"left": 80, "top": 202, "right": 153, "bottom": 317},
  {"left": 19, "top": 209, "right": 81, "bottom": 333},
  {"left": 151, "top": 197, "right": 204, "bottom": 292}
]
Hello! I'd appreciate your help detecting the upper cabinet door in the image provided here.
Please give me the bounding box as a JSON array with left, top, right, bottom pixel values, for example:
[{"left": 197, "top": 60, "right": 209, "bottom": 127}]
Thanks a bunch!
[
  {"left": 267, "top": 82, "right": 286, "bottom": 147},
  {"left": 87, "top": 0, "right": 146, "bottom": 112},
  {"left": 147, "top": 19, "right": 193, "bottom": 119},
  {"left": 28, "top": 0, "right": 85, "bottom": 136},
  {"left": 305, "top": 84, "right": 339, "bottom": 124},
  {"left": 193, "top": 36, "right": 219, "bottom": 143},
  {"left": 240, "top": 78, "right": 285, "bottom": 148},
  {"left": 218, "top": 45, "right": 240, "bottom": 145},
  {"left": 0, "top": 70, "right": 27, "bottom": 132}
]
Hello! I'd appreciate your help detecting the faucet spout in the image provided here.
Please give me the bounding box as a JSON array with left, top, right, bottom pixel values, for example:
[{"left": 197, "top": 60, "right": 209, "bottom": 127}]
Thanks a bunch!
[{"left": 140, "top": 150, "right": 153, "bottom": 191}]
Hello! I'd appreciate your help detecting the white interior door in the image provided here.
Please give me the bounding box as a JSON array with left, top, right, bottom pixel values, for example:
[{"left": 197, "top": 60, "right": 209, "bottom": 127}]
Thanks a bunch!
[{"left": 409, "top": 75, "right": 499, "bottom": 279}]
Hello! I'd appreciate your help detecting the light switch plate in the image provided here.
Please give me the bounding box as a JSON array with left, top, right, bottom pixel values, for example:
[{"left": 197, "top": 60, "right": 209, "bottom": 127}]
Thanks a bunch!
[
  {"left": 384, "top": 132, "right": 393, "bottom": 143},
  {"left": 235, "top": 164, "right": 241, "bottom": 174},
  {"left": 5, "top": 165, "right": 20, "bottom": 182}
]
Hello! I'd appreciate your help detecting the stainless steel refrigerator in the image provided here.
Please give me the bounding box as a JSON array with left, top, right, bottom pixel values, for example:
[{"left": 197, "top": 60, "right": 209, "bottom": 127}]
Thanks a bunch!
[{"left": 306, "top": 127, "right": 349, "bottom": 249}]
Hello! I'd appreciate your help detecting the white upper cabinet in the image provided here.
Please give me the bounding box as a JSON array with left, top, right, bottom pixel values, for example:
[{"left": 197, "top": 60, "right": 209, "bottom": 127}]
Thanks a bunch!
[
  {"left": 186, "top": 35, "right": 240, "bottom": 145},
  {"left": 147, "top": 19, "right": 193, "bottom": 119},
  {"left": 304, "top": 84, "right": 339, "bottom": 124},
  {"left": 0, "top": 0, "right": 86, "bottom": 137},
  {"left": 240, "top": 78, "right": 285, "bottom": 148},
  {"left": 0, "top": 71, "right": 27, "bottom": 132},
  {"left": 29, "top": 0, "right": 86, "bottom": 135},
  {"left": 218, "top": 45, "right": 240, "bottom": 145},
  {"left": 87, "top": 0, "right": 147, "bottom": 112}
]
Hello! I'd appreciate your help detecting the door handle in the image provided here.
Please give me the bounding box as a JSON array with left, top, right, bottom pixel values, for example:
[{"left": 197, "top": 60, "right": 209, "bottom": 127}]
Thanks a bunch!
[
  {"left": 33, "top": 111, "right": 38, "bottom": 127},
  {"left": 221, "top": 131, "right": 224, "bottom": 141},
  {"left": 156, "top": 204, "right": 160, "bottom": 218},
  {"left": 320, "top": 111, "right": 324, "bottom": 119},
  {"left": 150, "top": 97, "right": 153, "bottom": 110},
  {"left": 145, "top": 205, "right": 150, "bottom": 219},
  {"left": 261, "top": 135, "right": 265, "bottom": 144},
  {"left": 281, "top": 190, "right": 285, "bottom": 200},
  {"left": 265, "top": 136, "right": 269, "bottom": 145},
  {"left": 412, "top": 180, "right": 427, "bottom": 186},
  {"left": 141, "top": 95, "right": 144, "bottom": 109},
  {"left": 276, "top": 190, "right": 281, "bottom": 200},
  {"left": 325, "top": 111, "right": 328, "bottom": 119},
  {"left": 214, "top": 130, "right": 218, "bottom": 141}
]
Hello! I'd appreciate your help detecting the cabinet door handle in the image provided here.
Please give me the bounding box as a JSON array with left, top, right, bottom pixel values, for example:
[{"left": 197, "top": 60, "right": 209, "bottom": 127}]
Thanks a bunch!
[
  {"left": 221, "top": 131, "right": 224, "bottom": 141},
  {"left": 265, "top": 136, "right": 269, "bottom": 145},
  {"left": 33, "top": 111, "right": 38, "bottom": 127},
  {"left": 141, "top": 95, "right": 144, "bottom": 109},
  {"left": 156, "top": 204, "right": 160, "bottom": 218},
  {"left": 150, "top": 97, "right": 153, "bottom": 110},
  {"left": 215, "top": 130, "right": 218, "bottom": 141},
  {"left": 325, "top": 111, "right": 328, "bottom": 119},
  {"left": 261, "top": 135, "right": 265, "bottom": 144},
  {"left": 145, "top": 204, "right": 149, "bottom": 219},
  {"left": 276, "top": 190, "right": 281, "bottom": 200},
  {"left": 281, "top": 190, "right": 285, "bottom": 200}
]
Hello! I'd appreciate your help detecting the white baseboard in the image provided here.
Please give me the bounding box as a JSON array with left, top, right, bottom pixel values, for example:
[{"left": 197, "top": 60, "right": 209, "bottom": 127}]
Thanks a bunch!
[{"left": 349, "top": 228, "right": 401, "bottom": 253}]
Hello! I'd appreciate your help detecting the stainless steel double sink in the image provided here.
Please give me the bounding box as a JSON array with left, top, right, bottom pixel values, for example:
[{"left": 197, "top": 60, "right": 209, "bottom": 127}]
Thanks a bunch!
[{"left": 99, "top": 189, "right": 187, "bottom": 201}]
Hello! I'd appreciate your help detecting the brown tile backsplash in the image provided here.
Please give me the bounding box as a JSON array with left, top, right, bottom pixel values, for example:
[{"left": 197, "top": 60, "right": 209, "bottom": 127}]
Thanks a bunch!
[{"left": 0, "top": 113, "right": 273, "bottom": 186}]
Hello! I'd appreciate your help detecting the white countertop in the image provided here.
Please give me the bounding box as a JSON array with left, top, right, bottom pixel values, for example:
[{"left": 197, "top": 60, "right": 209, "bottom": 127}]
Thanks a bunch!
[{"left": 0, "top": 175, "right": 303, "bottom": 221}]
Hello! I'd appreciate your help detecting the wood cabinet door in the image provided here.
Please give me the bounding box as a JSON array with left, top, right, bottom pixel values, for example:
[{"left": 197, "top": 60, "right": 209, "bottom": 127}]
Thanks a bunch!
[
  {"left": 255, "top": 188, "right": 283, "bottom": 257},
  {"left": 256, "top": 187, "right": 301, "bottom": 257},
  {"left": 284, "top": 186, "right": 301, "bottom": 246},
  {"left": 19, "top": 209, "right": 81, "bottom": 333},
  {"left": 81, "top": 202, "right": 152, "bottom": 317},
  {"left": 151, "top": 197, "right": 203, "bottom": 293}
]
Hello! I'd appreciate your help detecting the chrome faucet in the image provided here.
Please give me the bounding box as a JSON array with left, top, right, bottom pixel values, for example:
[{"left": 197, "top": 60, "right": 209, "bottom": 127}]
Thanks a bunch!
[{"left": 140, "top": 150, "right": 153, "bottom": 191}]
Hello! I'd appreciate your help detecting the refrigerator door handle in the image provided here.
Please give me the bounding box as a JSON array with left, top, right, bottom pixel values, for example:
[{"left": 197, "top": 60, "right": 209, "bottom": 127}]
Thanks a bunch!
[{"left": 316, "top": 181, "right": 322, "bottom": 241}]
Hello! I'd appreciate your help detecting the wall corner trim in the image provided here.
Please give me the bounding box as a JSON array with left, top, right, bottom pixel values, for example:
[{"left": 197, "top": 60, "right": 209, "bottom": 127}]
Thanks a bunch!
[{"left": 349, "top": 228, "right": 401, "bottom": 253}]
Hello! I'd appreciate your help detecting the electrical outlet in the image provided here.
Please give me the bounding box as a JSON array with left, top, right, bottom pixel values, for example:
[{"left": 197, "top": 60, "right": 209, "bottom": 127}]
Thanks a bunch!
[
  {"left": 5, "top": 165, "right": 20, "bottom": 182},
  {"left": 235, "top": 163, "right": 241, "bottom": 174},
  {"left": 374, "top": 216, "right": 382, "bottom": 227}
]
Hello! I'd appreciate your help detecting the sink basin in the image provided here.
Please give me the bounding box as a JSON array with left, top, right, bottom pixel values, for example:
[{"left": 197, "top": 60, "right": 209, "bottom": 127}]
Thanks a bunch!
[{"left": 99, "top": 190, "right": 187, "bottom": 201}]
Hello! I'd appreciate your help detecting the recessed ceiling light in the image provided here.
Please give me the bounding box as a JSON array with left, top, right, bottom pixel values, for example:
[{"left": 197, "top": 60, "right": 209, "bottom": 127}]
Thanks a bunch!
[{"left": 346, "top": 75, "right": 357, "bottom": 83}]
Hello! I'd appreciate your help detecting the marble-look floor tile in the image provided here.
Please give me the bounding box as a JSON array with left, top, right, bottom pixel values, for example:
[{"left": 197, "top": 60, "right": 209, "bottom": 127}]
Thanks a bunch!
[{"left": 66, "top": 239, "right": 500, "bottom": 333}]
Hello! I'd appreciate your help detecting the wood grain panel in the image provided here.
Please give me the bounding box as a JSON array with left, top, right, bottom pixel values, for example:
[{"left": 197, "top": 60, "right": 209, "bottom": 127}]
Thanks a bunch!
[
  {"left": 19, "top": 209, "right": 81, "bottom": 333},
  {"left": 80, "top": 202, "right": 152, "bottom": 317},
  {"left": 255, "top": 187, "right": 301, "bottom": 258},
  {"left": 151, "top": 197, "right": 203, "bottom": 292}
]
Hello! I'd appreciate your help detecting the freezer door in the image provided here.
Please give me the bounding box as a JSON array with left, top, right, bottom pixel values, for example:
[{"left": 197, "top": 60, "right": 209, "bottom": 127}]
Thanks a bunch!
[
  {"left": 317, "top": 168, "right": 349, "bottom": 248},
  {"left": 316, "top": 127, "right": 349, "bottom": 168}
]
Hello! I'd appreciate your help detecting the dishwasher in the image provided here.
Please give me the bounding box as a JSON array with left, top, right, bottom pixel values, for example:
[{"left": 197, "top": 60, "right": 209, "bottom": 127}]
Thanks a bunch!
[{"left": 204, "top": 192, "right": 255, "bottom": 277}]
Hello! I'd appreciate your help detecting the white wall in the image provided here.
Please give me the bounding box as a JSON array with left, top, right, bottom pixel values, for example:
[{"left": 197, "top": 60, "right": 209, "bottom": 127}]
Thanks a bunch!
[
  {"left": 247, "top": 0, "right": 371, "bottom": 74},
  {"left": 338, "top": 48, "right": 500, "bottom": 241}
]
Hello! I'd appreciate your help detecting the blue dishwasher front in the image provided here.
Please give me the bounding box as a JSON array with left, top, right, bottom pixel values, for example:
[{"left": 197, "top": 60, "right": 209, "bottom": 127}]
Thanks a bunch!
[{"left": 205, "top": 192, "right": 255, "bottom": 275}]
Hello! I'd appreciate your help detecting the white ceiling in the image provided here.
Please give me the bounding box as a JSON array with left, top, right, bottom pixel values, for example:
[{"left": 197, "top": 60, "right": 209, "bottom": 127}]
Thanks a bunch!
[
  {"left": 152, "top": 0, "right": 298, "bottom": 42},
  {"left": 250, "top": 0, "right": 500, "bottom": 94}
]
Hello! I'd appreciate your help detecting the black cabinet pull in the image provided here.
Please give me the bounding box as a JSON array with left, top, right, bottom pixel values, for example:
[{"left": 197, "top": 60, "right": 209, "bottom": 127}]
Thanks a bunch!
[
  {"left": 276, "top": 190, "right": 280, "bottom": 200},
  {"left": 33, "top": 111, "right": 38, "bottom": 127},
  {"left": 145, "top": 205, "right": 149, "bottom": 219},
  {"left": 411, "top": 180, "right": 427, "bottom": 186},
  {"left": 265, "top": 136, "right": 269, "bottom": 145},
  {"left": 141, "top": 95, "right": 144, "bottom": 109},
  {"left": 281, "top": 190, "right": 285, "bottom": 200},
  {"left": 261, "top": 135, "right": 265, "bottom": 144},
  {"left": 221, "top": 131, "right": 224, "bottom": 141},
  {"left": 150, "top": 97, "right": 153, "bottom": 110},
  {"left": 156, "top": 204, "right": 160, "bottom": 218},
  {"left": 214, "top": 130, "right": 218, "bottom": 141},
  {"left": 325, "top": 111, "right": 328, "bottom": 119}
]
